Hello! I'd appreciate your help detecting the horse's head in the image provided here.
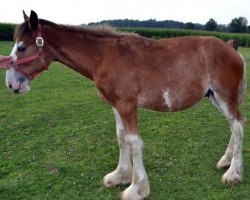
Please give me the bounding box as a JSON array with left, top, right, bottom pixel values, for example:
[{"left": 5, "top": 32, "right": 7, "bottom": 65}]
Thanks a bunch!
[{"left": 6, "top": 10, "right": 53, "bottom": 94}]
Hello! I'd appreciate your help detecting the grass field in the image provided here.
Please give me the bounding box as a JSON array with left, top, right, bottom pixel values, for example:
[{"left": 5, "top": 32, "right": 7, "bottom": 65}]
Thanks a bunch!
[{"left": 0, "top": 41, "right": 250, "bottom": 200}]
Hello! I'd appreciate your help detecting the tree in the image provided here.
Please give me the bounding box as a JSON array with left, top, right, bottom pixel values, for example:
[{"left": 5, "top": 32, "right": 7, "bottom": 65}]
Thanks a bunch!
[
  {"left": 217, "top": 24, "right": 228, "bottom": 32},
  {"left": 185, "top": 22, "right": 195, "bottom": 30},
  {"left": 205, "top": 18, "right": 218, "bottom": 31},
  {"left": 228, "top": 17, "right": 248, "bottom": 33},
  {"left": 248, "top": 25, "right": 250, "bottom": 33}
]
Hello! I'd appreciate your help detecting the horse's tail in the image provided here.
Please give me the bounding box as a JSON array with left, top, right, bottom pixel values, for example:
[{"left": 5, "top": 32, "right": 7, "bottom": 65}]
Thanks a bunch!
[
  {"left": 227, "top": 39, "right": 246, "bottom": 105},
  {"left": 227, "top": 39, "right": 238, "bottom": 50},
  {"left": 237, "top": 55, "right": 246, "bottom": 105}
]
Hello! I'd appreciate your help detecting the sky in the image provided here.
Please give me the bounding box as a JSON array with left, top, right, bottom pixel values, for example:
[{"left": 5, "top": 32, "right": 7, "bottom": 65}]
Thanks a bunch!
[{"left": 1, "top": 0, "right": 250, "bottom": 25}]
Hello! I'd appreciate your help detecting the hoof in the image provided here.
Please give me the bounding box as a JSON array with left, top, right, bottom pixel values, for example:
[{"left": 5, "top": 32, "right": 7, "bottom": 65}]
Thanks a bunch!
[
  {"left": 217, "top": 156, "right": 231, "bottom": 169},
  {"left": 121, "top": 185, "right": 143, "bottom": 200},
  {"left": 222, "top": 169, "right": 242, "bottom": 185},
  {"left": 121, "top": 178, "right": 150, "bottom": 200},
  {"left": 103, "top": 169, "right": 132, "bottom": 187}
]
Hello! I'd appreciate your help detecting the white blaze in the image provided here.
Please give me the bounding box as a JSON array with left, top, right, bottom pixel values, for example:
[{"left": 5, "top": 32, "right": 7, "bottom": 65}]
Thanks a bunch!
[
  {"left": 10, "top": 43, "right": 17, "bottom": 61},
  {"left": 10, "top": 41, "right": 24, "bottom": 61}
]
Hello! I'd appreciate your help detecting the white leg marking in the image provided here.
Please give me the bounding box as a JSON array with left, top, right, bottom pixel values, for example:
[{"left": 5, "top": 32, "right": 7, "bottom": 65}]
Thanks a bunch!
[
  {"left": 122, "top": 135, "right": 150, "bottom": 200},
  {"left": 212, "top": 92, "right": 233, "bottom": 120},
  {"left": 217, "top": 134, "right": 234, "bottom": 168},
  {"left": 219, "top": 103, "right": 233, "bottom": 120},
  {"left": 103, "top": 108, "right": 132, "bottom": 187},
  {"left": 222, "top": 120, "right": 243, "bottom": 185},
  {"left": 163, "top": 89, "right": 172, "bottom": 111}
]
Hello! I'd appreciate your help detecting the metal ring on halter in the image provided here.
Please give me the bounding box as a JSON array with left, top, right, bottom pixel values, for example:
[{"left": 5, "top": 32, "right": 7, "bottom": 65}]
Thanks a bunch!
[
  {"left": 36, "top": 37, "right": 44, "bottom": 47},
  {"left": 37, "top": 51, "right": 44, "bottom": 58}
]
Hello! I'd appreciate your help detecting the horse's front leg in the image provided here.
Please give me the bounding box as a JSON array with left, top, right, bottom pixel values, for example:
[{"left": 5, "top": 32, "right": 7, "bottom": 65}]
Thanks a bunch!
[
  {"left": 121, "top": 134, "right": 150, "bottom": 200},
  {"left": 112, "top": 102, "right": 150, "bottom": 200},
  {"left": 103, "top": 108, "right": 133, "bottom": 187}
]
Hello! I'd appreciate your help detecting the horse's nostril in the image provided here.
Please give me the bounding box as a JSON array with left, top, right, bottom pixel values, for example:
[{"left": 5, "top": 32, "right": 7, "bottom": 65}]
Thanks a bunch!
[
  {"left": 8, "top": 83, "right": 12, "bottom": 89},
  {"left": 14, "top": 89, "right": 19, "bottom": 93}
]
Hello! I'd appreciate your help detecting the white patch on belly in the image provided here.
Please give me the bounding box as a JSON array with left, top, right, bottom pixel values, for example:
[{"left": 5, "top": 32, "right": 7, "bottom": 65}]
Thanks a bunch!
[{"left": 163, "top": 90, "right": 172, "bottom": 110}]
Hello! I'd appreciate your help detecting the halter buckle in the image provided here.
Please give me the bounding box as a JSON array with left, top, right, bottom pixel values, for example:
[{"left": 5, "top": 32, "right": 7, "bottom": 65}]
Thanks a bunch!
[{"left": 36, "top": 37, "right": 44, "bottom": 47}]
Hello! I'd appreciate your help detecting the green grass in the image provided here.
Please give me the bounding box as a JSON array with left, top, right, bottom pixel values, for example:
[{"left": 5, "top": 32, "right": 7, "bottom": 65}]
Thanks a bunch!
[{"left": 0, "top": 41, "right": 250, "bottom": 200}]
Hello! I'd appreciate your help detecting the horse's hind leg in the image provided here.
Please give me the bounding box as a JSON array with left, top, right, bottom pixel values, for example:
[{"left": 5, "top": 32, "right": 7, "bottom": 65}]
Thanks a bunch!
[
  {"left": 222, "top": 118, "right": 244, "bottom": 184},
  {"left": 209, "top": 91, "right": 244, "bottom": 184},
  {"left": 103, "top": 108, "right": 133, "bottom": 187},
  {"left": 209, "top": 93, "right": 235, "bottom": 168}
]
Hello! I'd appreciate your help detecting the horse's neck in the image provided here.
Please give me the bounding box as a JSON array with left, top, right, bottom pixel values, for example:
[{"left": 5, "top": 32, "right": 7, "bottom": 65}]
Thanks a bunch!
[{"left": 45, "top": 24, "right": 106, "bottom": 80}]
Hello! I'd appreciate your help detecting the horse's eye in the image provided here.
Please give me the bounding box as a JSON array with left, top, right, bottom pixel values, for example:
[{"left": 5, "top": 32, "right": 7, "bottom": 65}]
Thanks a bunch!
[{"left": 17, "top": 46, "right": 26, "bottom": 52}]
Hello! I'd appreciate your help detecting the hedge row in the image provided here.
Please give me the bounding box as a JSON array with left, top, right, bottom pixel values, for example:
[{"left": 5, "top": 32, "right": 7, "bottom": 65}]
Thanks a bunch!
[
  {"left": 0, "top": 23, "right": 16, "bottom": 41},
  {"left": 1, "top": 23, "right": 250, "bottom": 47},
  {"left": 119, "top": 28, "right": 250, "bottom": 47}
]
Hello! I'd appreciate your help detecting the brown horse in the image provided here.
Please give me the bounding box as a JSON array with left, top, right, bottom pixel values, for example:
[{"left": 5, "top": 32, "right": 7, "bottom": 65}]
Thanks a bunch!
[{"left": 3, "top": 11, "right": 246, "bottom": 200}]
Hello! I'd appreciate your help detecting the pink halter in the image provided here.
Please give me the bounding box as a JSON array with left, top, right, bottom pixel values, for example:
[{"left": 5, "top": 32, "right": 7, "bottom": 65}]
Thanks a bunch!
[
  {"left": 0, "top": 56, "right": 12, "bottom": 69},
  {"left": 0, "top": 24, "right": 48, "bottom": 80}
]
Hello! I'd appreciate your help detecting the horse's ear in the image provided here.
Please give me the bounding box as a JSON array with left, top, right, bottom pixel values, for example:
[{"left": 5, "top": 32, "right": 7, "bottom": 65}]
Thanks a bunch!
[
  {"left": 23, "top": 10, "right": 29, "bottom": 21},
  {"left": 29, "top": 10, "right": 38, "bottom": 30}
]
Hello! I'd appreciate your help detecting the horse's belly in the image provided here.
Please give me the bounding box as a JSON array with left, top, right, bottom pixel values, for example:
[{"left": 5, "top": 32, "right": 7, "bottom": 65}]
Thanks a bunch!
[{"left": 138, "top": 84, "right": 207, "bottom": 112}]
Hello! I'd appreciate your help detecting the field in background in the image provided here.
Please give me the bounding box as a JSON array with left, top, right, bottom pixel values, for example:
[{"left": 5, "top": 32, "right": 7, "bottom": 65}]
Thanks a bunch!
[
  {"left": 119, "top": 28, "right": 250, "bottom": 47},
  {"left": 0, "top": 41, "right": 250, "bottom": 199}
]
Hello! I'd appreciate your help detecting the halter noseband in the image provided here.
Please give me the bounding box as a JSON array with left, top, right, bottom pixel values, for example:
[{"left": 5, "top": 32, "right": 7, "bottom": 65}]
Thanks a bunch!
[{"left": 11, "top": 24, "right": 48, "bottom": 80}]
